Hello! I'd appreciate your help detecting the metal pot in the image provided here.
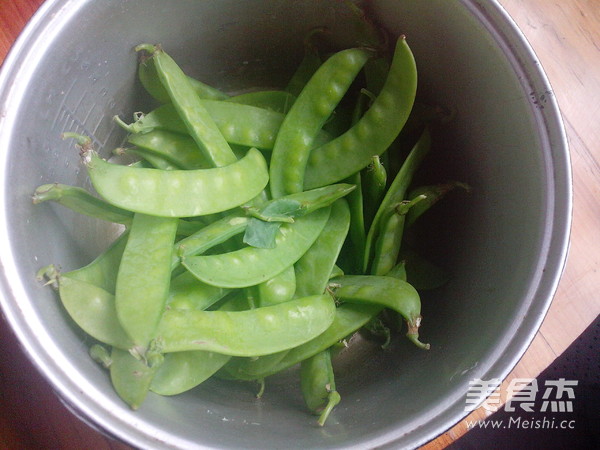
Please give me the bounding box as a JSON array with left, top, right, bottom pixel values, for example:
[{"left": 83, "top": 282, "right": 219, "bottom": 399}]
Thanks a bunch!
[{"left": 0, "top": 1, "right": 571, "bottom": 448}]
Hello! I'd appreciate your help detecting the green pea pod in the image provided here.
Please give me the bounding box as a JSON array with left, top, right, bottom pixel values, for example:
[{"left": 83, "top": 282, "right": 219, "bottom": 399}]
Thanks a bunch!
[
  {"left": 405, "top": 181, "right": 471, "bottom": 227},
  {"left": 156, "top": 294, "right": 336, "bottom": 356},
  {"left": 270, "top": 47, "right": 372, "bottom": 198},
  {"left": 167, "top": 271, "right": 230, "bottom": 311},
  {"left": 369, "top": 195, "right": 426, "bottom": 276},
  {"left": 121, "top": 148, "right": 179, "bottom": 170},
  {"left": 116, "top": 101, "right": 304, "bottom": 152},
  {"left": 110, "top": 347, "right": 159, "bottom": 410},
  {"left": 171, "top": 184, "right": 355, "bottom": 270},
  {"left": 82, "top": 145, "right": 269, "bottom": 217},
  {"left": 257, "top": 265, "right": 297, "bottom": 307},
  {"left": 234, "top": 303, "right": 381, "bottom": 381},
  {"left": 285, "top": 27, "right": 326, "bottom": 97},
  {"left": 172, "top": 214, "right": 249, "bottom": 269},
  {"left": 363, "top": 126, "right": 431, "bottom": 273},
  {"left": 56, "top": 232, "right": 128, "bottom": 294},
  {"left": 330, "top": 275, "right": 429, "bottom": 349},
  {"left": 183, "top": 206, "right": 331, "bottom": 288},
  {"left": 136, "top": 44, "right": 237, "bottom": 167},
  {"left": 227, "top": 90, "right": 296, "bottom": 114},
  {"left": 398, "top": 248, "right": 450, "bottom": 291},
  {"left": 126, "top": 130, "right": 211, "bottom": 170},
  {"left": 300, "top": 348, "right": 341, "bottom": 426},
  {"left": 138, "top": 55, "right": 228, "bottom": 103},
  {"left": 295, "top": 199, "right": 350, "bottom": 297},
  {"left": 150, "top": 351, "right": 231, "bottom": 396},
  {"left": 115, "top": 213, "right": 178, "bottom": 350},
  {"left": 362, "top": 155, "right": 387, "bottom": 229},
  {"left": 43, "top": 271, "right": 133, "bottom": 349},
  {"left": 304, "top": 36, "right": 417, "bottom": 188},
  {"left": 32, "top": 183, "right": 133, "bottom": 226}
]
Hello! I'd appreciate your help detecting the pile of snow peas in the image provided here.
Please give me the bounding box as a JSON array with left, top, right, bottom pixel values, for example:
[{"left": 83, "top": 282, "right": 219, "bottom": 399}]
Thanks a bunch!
[{"left": 35, "top": 27, "right": 465, "bottom": 426}]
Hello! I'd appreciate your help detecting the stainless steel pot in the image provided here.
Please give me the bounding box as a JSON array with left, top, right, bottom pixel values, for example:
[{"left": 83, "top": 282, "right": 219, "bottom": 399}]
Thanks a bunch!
[{"left": 0, "top": 1, "right": 571, "bottom": 448}]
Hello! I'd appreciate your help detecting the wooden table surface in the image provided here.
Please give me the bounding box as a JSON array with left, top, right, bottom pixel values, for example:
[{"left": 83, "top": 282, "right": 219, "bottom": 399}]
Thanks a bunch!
[{"left": 1, "top": 1, "right": 598, "bottom": 448}]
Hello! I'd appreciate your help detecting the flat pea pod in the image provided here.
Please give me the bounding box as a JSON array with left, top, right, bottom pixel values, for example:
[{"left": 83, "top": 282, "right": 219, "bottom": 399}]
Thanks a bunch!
[
  {"left": 42, "top": 270, "right": 133, "bottom": 349},
  {"left": 269, "top": 47, "right": 372, "bottom": 198},
  {"left": 397, "top": 248, "right": 450, "bottom": 291},
  {"left": 136, "top": 44, "right": 237, "bottom": 167},
  {"left": 126, "top": 130, "right": 211, "bottom": 170},
  {"left": 257, "top": 265, "right": 296, "bottom": 307},
  {"left": 156, "top": 294, "right": 336, "bottom": 356},
  {"left": 150, "top": 351, "right": 231, "bottom": 396},
  {"left": 82, "top": 145, "right": 269, "bottom": 218},
  {"left": 363, "top": 126, "right": 431, "bottom": 273},
  {"left": 138, "top": 55, "right": 228, "bottom": 103},
  {"left": 117, "top": 101, "right": 288, "bottom": 152},
  {"left": 300, "top": 348, "right": 341, "bottom": 426},
  {"left": 304, "top": 36, "right": 418, "bottom": 189},
  {"left": 330, "top": 275, "right": 429, "bottom": 349},
  {"left": 183, "top": 206, "right": 331, "bottom": 288},
  {"left": 32, "top": 183, "right": 133, "bottom": 226},
  {"left": 115, "top": 213, "right": 178, "bottom": 349},
  {"left": 53, "top": 231, "right": 128, "bottom": 294},
  {"left": 227, "top": 90, "right": 295, "bottom": 114},
  {"left": 362, "top": 155, "right": 388, "bottom": 229},
  {"left": 285, "top": 27, "right": 326, "bottom": 97},
  {"left": 405, "top": 181, "right": 470, "bottom": 227},
  {"left": 250, "top": 303, "right": 381, "bottom": 380},
  {"left": 171, "top": 183, "right": 355, "bottom": 269},
  {"left": 110, "top": 347, "right": 158, "bottom": 410},
  {"left": 369, "top": 195, "right": 426, "bottom": 276},
  {"left": 172, "top": 214, "right": 249, "bottom": 269},
  {"left": 167, "top": 271, "right": 230, "bottom": 311},
  {"left": 295, "top": 199, "right": 350, "bottom": 297}
]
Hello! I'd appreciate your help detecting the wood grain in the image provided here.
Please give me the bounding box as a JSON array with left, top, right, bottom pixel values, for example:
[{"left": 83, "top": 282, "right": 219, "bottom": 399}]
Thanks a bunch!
[{"left": 0, "top": 0, "right": 598, "bottom": 448}]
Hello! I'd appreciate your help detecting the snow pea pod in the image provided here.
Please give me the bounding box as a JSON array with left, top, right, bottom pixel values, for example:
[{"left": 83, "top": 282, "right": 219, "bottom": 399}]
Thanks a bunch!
[
  {"left": 116, "top": 101, "right": 332, "bottom": 152},
  {"left": 405, "top": 181, "right": 470, "bottom": 227},
  {"left": 329, "top": 275, "right": 429, "bottom": 349},
  {"left": 150, "top": 350, "right": 231, "bottom": 396},
  {"left": 270, "top": 47, "right": 372, "bottom": 198},
  {"left": 167, "top": 271, "right": 230, "bottom": 311},
  {"left": 172, "top": 213, "right": 249, "bottom": 269},
  {"left": 300, "top": 348, "right": 341, "bottom": 426},
  {"left": 32, "top": 183, "right": 133, "bottom": 226},
  {"left": 369, "top": 195, "right": 426, "bottom": 276},
  {"left": 294, "top": 199, "right": 350, "bottom": 297},
  {"left": 285, "top": 27, "right": 326, "bottom": 97},
  {"left": 183, "top": 206, "right": 331, "bottom": 288},
  {"left": 50, "top": 231, "right": 128, "bottom": 294},
  {"left": 82, "top": 145, "right": 269, "bottom": 217},
  {"left": 126, "top": 130, "right": 211, "bottom": 170},
  {"left": 115, "top": 213, "right": 178, "bottom": 350},
  {"left": 156, "top": 294, "right": 336, "bottom": 356},
  {"left": 138, "top": 55, "right": 228, "bottom": 103},
  {"left": 110, "top": 347, "right": 159, "bottom": 410},
  {"left": 249, "top": 303, "right": 381, "bottom": 379},
  {"left": 362, "top": 155, "right": 387, "bottom": 229},
  {"left": 40, "top": 269, "right": 133, "bottom": 350},
  {"left": 304, "top": 36, "right": 417, "bottom": 188},
  {"left": 363, "top": 126, "right": 431, "bottom": 273},
  {"left": 257, "top": 265, "right": 297, "bottom": 307},
  {"left": 227, "top": 90, "right": 295, "bottom": 114},
  {"left": 136, "top": 44, "right": 237, "bottom": 167}
]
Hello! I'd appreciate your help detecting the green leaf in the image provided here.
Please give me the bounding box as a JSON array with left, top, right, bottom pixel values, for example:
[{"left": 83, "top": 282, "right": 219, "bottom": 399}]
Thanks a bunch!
[{"left": 243, "top": 219, "right": 282, "bottom": 248}]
